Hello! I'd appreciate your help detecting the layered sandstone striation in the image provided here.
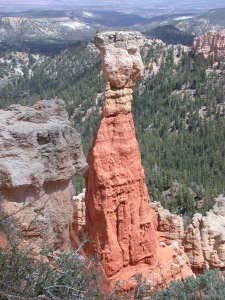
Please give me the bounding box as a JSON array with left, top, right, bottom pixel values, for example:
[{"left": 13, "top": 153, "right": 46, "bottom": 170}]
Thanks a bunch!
[
  {"left": 184, "top": 195, "right": 225, "bottom": 273},
  {"left": 193, "top": 29, "right": 225, "bottom": 61},
  {"left": 85, "top": 31, "right": 192, "bottom": 289},
  {"left": 0, "top": 99, "right": 87, "bottom": 256}
]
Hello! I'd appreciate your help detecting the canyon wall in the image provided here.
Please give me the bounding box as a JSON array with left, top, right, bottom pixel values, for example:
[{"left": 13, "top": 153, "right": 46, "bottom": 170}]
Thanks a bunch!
[
  {"left": 84, "top": 31, "right": 192, "bottom": 289},
  {"left": 0, "top": 99, "right": 87, "bottom": 257},
  {"left": 193, "top": 29, "right": 225, "bottom": 61}
]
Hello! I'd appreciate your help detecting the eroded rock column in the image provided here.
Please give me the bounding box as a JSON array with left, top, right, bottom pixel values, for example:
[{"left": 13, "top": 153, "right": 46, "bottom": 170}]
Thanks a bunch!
[
  {"left": 85, "top": 32, "right": 158, "bottom": 277},
  {"left": 85, "top": 31, "right": 192, "bottom": 287}
]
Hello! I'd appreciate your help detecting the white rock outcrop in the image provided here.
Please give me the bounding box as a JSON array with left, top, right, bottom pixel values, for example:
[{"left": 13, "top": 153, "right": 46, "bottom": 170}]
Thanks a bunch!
[
  {"left": 184, "top": 195, "right": 225, "bottom": 273},
  {"left": 0, "top": 99, "right": 87, "bottom": 256}
]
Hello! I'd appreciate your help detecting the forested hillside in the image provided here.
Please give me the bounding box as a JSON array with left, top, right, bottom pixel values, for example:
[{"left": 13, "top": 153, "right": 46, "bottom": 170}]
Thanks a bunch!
[
  {"left": 0, "top": 39, "right": 224, "bottom": 215},
  {"left": 145, "top": 25, "right": 194, "bottom": 46}
]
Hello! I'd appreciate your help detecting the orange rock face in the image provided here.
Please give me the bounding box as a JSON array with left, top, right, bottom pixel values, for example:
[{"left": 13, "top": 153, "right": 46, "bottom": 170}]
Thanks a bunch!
[
  {"left": 85, "top": 31, "right": 192, "bottom": 289},
  {"left": 86, "top": 112, "right": 159, "bottom": 277}
]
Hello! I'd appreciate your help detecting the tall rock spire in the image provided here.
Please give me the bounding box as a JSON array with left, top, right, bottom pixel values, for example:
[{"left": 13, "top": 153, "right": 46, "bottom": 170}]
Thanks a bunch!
[{"left": 85, "top": 31, "right": 192, "bottom": 289}]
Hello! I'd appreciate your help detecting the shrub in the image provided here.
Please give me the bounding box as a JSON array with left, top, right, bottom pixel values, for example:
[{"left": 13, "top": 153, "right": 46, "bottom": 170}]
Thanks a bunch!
[
  {"left": 151, "top": 270, "right": 225, "bottom": 300},
  {"left": 0, "top": 248, "right": 103, "bottom": 299}
]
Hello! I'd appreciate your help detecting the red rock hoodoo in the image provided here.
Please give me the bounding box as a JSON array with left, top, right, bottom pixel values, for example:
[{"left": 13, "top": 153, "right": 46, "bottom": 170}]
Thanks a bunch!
[{"left": 85, "top": 31, "right": 192, "bottom": 289}]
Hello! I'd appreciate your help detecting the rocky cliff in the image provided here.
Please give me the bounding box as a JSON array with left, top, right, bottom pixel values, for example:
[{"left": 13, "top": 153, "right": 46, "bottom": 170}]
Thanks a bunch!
[
  {"left": 192, "top": 29, "right": 225, "bottom": 61},
  {"left": 0, "top": 99, "right": 87, "bottom": 257},
  {"left": 184, "top": 195, "right": 225, "bottom": 274},
  {"left": 84, "top": 31, "right": 192, "bottom": 290}
]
